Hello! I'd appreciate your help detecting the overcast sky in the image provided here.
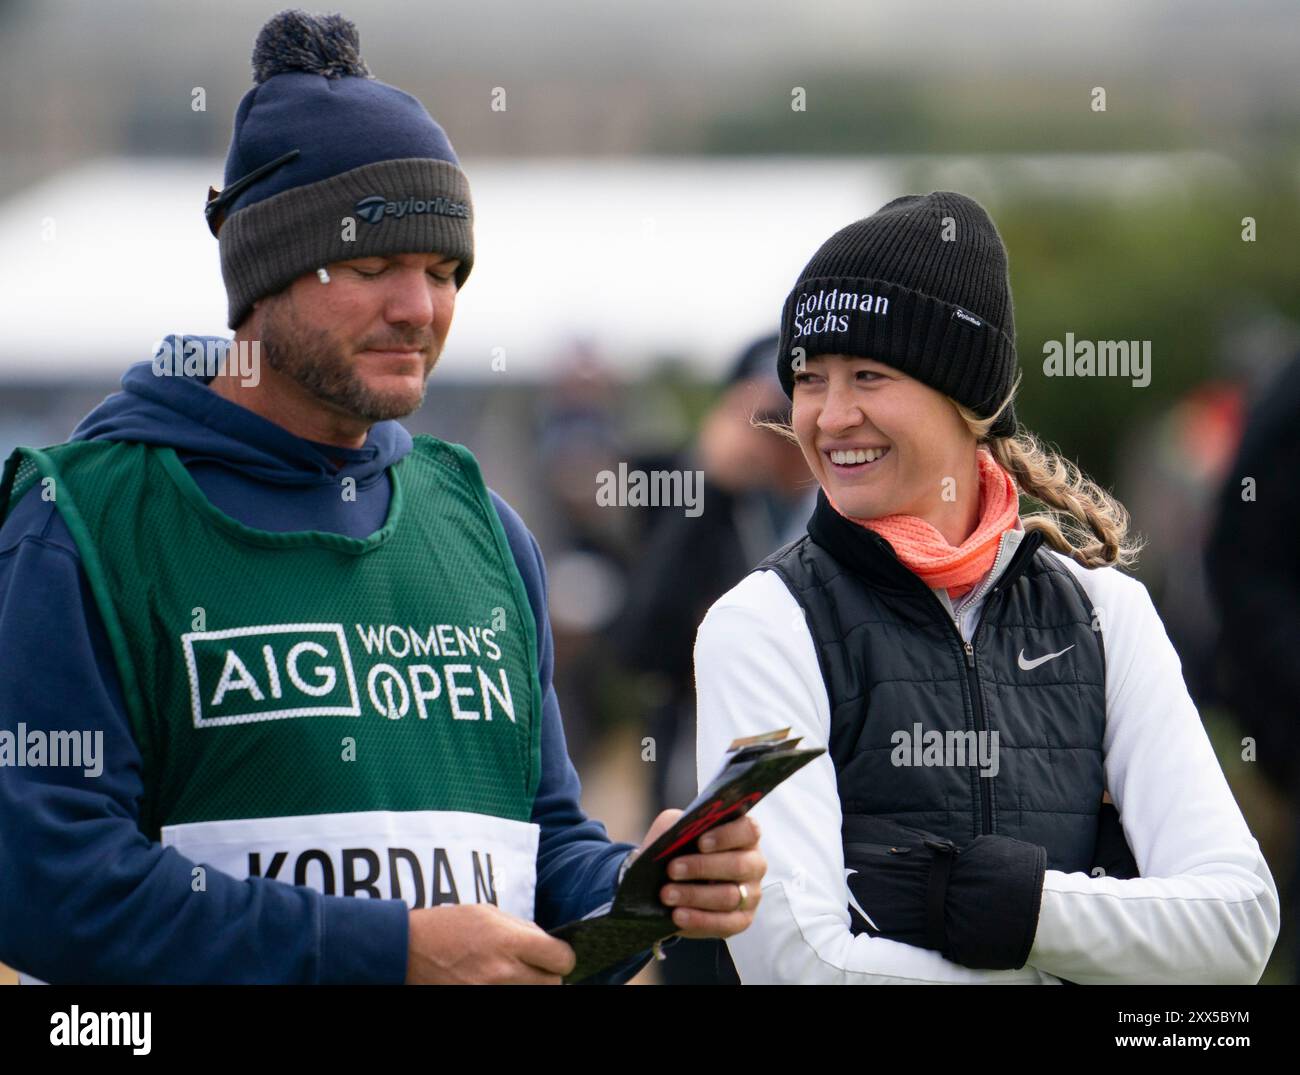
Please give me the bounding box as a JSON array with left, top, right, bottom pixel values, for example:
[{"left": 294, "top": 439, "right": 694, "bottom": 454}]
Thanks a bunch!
[{"left": 6, "top": 0, "right": 1299, "bottom": 83}]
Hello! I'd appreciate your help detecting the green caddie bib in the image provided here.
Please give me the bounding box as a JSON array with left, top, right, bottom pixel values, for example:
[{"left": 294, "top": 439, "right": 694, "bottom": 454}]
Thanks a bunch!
[{"left": 0, "top": 435, "right": 543, "bottom": 919}]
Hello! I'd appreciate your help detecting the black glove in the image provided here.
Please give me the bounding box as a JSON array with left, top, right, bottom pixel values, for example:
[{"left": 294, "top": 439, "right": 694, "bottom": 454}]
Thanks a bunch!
[{"left": 842, "top": 815, "right": 1045, "bottom": 970}]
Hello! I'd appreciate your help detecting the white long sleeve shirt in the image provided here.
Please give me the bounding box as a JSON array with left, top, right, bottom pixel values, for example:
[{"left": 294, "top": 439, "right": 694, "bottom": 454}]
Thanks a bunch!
[{"left": 694, "top": 529, "right": 1280, "bottom": 984}]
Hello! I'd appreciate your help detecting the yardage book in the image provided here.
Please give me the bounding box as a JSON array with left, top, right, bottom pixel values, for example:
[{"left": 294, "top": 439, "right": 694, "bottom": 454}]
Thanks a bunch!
[{"left": 549, "top": 728, "right": 824, "bottom": 984}]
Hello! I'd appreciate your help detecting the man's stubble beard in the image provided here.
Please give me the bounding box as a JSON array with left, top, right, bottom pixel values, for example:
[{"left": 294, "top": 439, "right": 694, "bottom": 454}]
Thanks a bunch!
[{"left": 258, "top": 292, "right": 437, "bottom": 422}]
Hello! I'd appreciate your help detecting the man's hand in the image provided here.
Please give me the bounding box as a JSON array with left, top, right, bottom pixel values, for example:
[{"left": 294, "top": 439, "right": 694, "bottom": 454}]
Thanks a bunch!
[
  {"left": 637, "top": 809, "right": 766, "bottom": 940},
  {"left": 406, "top": 904, "right": 576, "bottom": 984}
]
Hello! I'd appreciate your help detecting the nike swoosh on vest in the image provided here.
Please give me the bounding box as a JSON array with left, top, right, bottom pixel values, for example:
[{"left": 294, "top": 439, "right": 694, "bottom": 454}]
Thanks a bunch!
[{"left": 1017, "top": 644, "right": 1077, "bottom": 670}]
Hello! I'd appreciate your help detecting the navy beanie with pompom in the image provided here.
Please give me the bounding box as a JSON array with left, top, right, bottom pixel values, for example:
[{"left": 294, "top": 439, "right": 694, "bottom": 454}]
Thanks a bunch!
[{"left": 207, "top": 10, "right": 474, "bottom": 329}]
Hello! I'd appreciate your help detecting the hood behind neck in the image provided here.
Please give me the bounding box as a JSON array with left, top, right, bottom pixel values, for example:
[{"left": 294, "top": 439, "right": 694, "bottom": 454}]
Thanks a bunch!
[{"left": 71, "top": 337, "right": 413, "bottom": 487}]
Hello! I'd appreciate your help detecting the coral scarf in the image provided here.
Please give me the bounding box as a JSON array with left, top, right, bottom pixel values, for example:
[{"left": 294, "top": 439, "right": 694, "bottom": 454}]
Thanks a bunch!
[{"left": 828, "top": 448, "right": 1020, "bottom": 599}]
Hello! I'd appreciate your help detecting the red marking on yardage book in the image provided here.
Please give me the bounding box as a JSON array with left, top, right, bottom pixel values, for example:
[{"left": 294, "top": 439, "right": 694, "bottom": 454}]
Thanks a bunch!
[{"left": 652, "top": 792, "right": 762, "bottom": 861}]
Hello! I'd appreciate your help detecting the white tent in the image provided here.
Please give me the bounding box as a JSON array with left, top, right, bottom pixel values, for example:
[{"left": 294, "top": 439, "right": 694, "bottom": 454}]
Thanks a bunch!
[
  {"left": 0, "top": 152, "right": 1238, "bottom": 382},
  {"left": 0, "top": 156, "right": 900, "bottom": 382}
]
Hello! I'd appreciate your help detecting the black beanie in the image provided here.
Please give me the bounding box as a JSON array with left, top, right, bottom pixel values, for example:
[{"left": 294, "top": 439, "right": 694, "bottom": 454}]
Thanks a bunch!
[
  {"left": 207, "top": 10, "right": 474, "bottom": 329},
  {"left": 776, "top": 191, "right": 1019, "bottom": 438}
]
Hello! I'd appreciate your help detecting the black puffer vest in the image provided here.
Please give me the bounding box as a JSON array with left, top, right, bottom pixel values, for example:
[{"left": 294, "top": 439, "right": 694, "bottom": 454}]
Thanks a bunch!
[{"left": 758, "top": 492, "right": 1107, "bottom": 873}]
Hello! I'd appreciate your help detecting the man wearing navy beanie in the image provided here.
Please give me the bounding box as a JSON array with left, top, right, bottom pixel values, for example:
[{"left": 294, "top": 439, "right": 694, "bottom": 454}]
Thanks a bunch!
[
  {"left": 0, "top": 9, "right": 764, "bottom": 985},
  {"left": 209, "top": 11, "right": 475, "bottom": 331},
  {"left": 206, "top": 9, "right": 477, "bottom": 426}
]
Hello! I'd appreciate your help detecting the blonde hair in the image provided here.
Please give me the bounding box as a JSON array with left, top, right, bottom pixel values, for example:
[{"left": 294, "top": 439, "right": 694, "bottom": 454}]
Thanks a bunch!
[
  {"left": 951, "top": 379, "right": 1142, "bottom": 570},
  {"left": 753, "top": 372, "right": 1143, "bottom": 571}
]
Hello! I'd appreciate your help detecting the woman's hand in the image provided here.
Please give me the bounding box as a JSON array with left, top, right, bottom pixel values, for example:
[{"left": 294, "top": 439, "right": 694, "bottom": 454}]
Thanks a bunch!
[{"left": 635, "top": 809, "right": 767, "bottom": 939}]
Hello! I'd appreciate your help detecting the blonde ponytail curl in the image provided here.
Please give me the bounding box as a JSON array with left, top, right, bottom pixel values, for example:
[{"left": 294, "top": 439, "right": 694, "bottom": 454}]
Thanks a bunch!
[{"left": 954, "top": 375, "right": 1143, "bottom": 570}]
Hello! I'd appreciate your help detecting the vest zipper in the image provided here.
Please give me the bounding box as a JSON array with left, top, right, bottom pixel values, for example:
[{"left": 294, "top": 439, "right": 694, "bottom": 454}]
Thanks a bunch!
[
  {"left": 917, "top": 532, "right": 1045, "bottom": 838},
  {"left": 951, "top": 530, "right": 1016, "bottom": 634},
  {"left": 844, "top": 842, "right": 913, "bottom": 856},
  {"left": 963, "top": 638, "right": 993, "bottom": 835}
]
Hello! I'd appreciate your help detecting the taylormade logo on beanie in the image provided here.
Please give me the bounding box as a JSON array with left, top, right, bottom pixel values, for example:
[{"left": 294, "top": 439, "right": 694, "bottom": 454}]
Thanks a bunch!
[
  {"left": 354, "top": 194, "right": 470, "bottom": 225},
  {"left": 776, "top": 191, "right": 1020, "bottom": 439},
  {"left": 209, "top": 10, "right": 475, "bottom": 329}
]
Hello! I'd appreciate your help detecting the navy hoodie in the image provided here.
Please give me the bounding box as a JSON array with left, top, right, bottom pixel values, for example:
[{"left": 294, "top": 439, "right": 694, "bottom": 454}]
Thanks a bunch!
[{"left": 0, "top": 342, "right": 643, "bottom": 984}]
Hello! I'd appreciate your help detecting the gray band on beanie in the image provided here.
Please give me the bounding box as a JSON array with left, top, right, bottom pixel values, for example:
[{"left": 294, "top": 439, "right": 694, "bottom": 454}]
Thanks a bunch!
[{"left": 218, "top": 157, "right": 474, "bottom": 329}]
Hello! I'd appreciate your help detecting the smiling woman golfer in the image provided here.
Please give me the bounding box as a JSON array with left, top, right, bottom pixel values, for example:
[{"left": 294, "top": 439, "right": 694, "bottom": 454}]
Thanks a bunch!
[{"left": 694, "top": 192, "right": 1280, "bottom": 984}]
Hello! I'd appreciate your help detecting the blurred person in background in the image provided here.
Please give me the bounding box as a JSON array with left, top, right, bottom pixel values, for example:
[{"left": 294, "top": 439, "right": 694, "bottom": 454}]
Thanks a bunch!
[
  {"left": 1207, "top": 345, "right": 1300, "bottom": 983},
  {"left": 614, "top": 333, "right": 812, "bottom": 984},
  {"left": 531, "top": 348, "right": 636, "bottom": 773},
  {"left": 1119, "top": 309, "right": 1297, "bottom": 709}
]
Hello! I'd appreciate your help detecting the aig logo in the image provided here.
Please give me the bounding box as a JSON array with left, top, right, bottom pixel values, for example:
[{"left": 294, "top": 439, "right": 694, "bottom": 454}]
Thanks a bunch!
[
  {"left": 182, "top": 623, "right": 361, "bottom": 728},
  {"left": 181, "top": 621, "right": 517, "bottom": 728}
]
